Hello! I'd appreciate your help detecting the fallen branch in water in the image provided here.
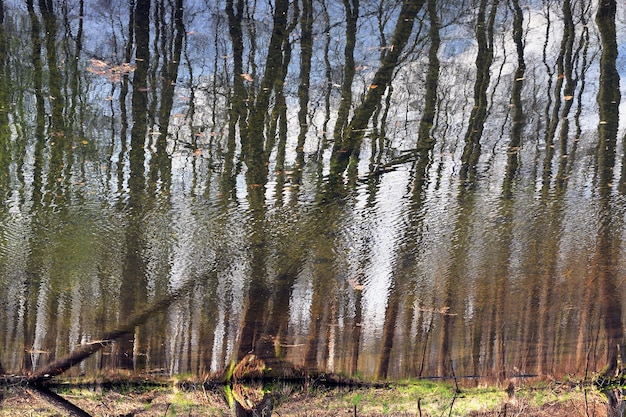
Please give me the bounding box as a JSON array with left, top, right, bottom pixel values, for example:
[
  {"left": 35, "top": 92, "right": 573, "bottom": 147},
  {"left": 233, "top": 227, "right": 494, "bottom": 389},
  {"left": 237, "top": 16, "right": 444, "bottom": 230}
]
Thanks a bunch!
[{"left": 28, "top": 277, "right": 198, "bottom": 385}]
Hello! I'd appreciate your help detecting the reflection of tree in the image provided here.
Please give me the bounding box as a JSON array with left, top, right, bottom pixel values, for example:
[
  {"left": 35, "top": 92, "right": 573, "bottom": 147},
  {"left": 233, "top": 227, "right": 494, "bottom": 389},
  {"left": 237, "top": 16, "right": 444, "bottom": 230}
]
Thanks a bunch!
[
  {"left": 376, "top": 0, "right": 438, "bottom": 380},
  {"left": 302, "top": 224, "right": 338, "bottom": 371},
  {"left": 4, "top": 0, "right": 626, "bottom": 383},
  {"left": 290, "top": 0, "right": 313, "bottom": 201},
  {"left": 438, "top": 0, "right": 501, "bottom": 379},
  {"left": 0, "top": 5, "right": 9, "bottom": 201},
  {"left": 593, "top": 0, "right": 622, "bottom": 383},
  {"left": 0, "top": 0, "right": 12, "bottom": 376},
  {"left": 22, "top": 0, "right": 57, "bottom": 372},
  {"left": 502, "top": 0, "right": 525, "bottom": 198},
  {"left": 592, "top": 0, "right": 625, "bottom": 412},
  {"left": 535, "top": 0, "right": 586, "bottom": 377},
  {"left": 223, "top": 0, "right": 247, "bottom": 200},
  {"left": 234, "top": 0, "right": 300, "bottom": 367},
  {"left": 459, "top": 0, "right": 499, "bottom": 187},
  {"left": 148, "top": 0, "right": 185, "bottom": 195},
  {"left": 332, "top": 0, "right": 359, "bottom": 143},
  {"left": 117, "top": 0, "right": 151, "bottom": 371},
  {"left": 463, "top": 0, "right": 526, "bottom": 379},
  {"left": 329, "top": 0, "right": 426, "bottom": 183}
]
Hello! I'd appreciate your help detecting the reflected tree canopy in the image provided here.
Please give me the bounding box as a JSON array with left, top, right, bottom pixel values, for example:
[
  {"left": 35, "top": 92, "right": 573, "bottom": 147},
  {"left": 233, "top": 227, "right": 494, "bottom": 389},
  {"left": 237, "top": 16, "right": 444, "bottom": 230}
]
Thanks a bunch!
[{"left": 0, "top": 0, "right": 626, "bottom": 381}]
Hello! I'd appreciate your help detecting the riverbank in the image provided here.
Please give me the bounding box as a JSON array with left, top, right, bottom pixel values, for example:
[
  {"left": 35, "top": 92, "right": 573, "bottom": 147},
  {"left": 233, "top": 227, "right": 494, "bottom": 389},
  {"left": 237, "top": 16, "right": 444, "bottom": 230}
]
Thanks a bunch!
[{"left": 0, "top": 375, "right": 609, "bottom": 416}]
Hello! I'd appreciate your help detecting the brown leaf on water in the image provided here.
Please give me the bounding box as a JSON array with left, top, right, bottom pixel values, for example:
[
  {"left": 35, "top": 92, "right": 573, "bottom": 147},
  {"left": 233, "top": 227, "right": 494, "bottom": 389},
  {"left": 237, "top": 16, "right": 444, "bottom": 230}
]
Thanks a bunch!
[
  {"left": 109, "top": 62, "right": 136, "bottom": 75},
  {"left": 89, "top": 59, "right": 108, "bottom": 69},
  {"left": 241, "top": 73, "right": 254, "bottom": 82},
  {"left": 86, "top": 66, "right": 107, "bottom": 76},
  {"left": 86, "top": 59, "right": 136, "bottom": 82}
]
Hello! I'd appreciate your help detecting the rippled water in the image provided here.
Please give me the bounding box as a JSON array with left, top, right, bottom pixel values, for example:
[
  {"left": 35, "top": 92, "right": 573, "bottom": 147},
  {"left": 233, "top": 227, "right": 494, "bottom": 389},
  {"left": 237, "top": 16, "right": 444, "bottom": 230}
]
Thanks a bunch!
[{"left": 0, "top": 0, "right": 625, "bottom": 383}]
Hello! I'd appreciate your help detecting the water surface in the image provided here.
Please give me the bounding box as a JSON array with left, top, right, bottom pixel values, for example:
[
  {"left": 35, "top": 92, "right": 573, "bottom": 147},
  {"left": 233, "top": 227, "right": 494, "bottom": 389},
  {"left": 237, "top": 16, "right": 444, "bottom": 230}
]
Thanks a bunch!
[{"left": 0, "top": 0, "right": 625, "bottom": 381}]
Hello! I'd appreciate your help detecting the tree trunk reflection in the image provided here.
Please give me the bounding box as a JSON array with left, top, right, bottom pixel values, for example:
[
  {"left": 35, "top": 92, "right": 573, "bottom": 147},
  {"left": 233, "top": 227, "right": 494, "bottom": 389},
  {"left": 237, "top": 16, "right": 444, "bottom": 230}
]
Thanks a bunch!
[
  {"left": 2, "top": 0, "right": 626, "bottom": 385},
  {"left": 594, "top": 2, "right": 622, "bottom": 403}
]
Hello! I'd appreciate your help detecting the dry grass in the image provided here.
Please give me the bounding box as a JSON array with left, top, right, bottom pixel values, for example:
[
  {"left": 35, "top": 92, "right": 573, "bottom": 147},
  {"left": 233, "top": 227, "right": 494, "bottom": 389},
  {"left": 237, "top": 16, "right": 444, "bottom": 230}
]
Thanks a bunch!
[{"left": 0, "top": 378, "right": 612, "bottom": 417}]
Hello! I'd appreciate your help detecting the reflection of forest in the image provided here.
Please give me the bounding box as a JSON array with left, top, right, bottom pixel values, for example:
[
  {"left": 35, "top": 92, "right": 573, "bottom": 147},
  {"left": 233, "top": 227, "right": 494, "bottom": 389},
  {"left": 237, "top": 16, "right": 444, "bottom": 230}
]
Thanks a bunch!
[{"left": 0, "top": 0, "right": 624, "bottom": 381}]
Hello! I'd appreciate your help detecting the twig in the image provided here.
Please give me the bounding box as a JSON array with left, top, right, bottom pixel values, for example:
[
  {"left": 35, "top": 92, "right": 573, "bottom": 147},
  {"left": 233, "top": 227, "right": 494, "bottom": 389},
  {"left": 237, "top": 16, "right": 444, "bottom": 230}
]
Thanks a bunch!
[
  {"left": 450, "top": 359, "right": 461, "bottom": 395},
  {"left": 447, "top": 359, "right": 460, "bottom": 417},
  {"left": 417, "top": 397, "right": 422, "bottom": 417}
]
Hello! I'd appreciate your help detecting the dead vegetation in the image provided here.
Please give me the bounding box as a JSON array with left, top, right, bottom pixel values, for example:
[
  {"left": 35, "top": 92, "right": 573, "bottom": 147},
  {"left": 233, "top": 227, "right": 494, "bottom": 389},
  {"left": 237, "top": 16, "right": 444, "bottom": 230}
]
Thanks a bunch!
[{"left": 0, "top": 375, "right": 612, "bottom": 417}]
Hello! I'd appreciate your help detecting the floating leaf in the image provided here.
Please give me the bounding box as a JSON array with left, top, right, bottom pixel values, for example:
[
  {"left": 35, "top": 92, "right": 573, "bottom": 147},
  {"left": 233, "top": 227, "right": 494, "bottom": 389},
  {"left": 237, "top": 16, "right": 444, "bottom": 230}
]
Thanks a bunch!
[
  {"left": 109, "top": 62, "right": 136, "bottom": 74},
  {"left": 89, "top": 59, "right": 108, "bottom": 69},
  {"left": 87, "top": 59, "right": 136, "bottom": 82},
  {"left": 241, "top": 73, "right": 254, "bottom": 82}
]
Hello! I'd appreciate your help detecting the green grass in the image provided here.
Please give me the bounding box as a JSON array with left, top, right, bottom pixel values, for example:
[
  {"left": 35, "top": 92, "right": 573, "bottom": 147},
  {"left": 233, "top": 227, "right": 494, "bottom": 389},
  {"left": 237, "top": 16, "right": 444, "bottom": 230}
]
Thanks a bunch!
[
  {"left": 312, "top": 378, "right": 584, "bottom": 417},
  {"left": 0, "top": 376, "right": 608, "bottom": 416}
]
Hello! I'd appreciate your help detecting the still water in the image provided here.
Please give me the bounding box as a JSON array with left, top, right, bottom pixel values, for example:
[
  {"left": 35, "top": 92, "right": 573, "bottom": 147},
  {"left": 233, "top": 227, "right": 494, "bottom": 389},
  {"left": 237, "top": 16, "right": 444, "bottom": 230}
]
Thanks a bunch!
[{"left": 0, "top": 0, "right": 625, "bottom": 381}]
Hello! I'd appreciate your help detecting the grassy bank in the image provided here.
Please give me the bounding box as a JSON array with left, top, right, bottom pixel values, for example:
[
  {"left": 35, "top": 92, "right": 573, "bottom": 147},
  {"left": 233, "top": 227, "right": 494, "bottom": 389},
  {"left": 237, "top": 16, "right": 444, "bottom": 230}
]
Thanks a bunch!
[{"left": 0, "top": 375, "right": 609, "bottom": 416}]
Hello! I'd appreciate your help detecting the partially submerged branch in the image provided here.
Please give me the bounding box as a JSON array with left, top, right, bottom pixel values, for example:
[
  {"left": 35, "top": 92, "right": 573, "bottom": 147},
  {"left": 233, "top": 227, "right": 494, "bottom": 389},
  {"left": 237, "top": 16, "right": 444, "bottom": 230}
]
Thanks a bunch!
[{"left": 28, "top": 276, "right": 200, "bottom": 385}]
